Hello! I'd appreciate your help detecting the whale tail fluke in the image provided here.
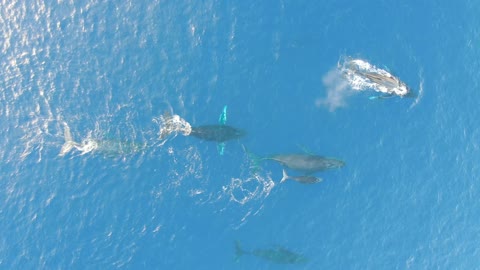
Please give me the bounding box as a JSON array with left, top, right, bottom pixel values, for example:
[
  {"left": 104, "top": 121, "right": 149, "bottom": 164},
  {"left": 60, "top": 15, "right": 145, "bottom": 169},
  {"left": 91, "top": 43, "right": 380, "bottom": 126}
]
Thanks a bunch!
[
  {"left": 59, "top": 122, "right": 77, "bottom": 156},
  {"left": 241, "top": 145, "right": 263, "bottom": 172},
  {"left": 280, "top": 169, "right": 289, "bottom": 183},
  {"left": 234, "top": 241, "right": 248, "bottom": 262}
]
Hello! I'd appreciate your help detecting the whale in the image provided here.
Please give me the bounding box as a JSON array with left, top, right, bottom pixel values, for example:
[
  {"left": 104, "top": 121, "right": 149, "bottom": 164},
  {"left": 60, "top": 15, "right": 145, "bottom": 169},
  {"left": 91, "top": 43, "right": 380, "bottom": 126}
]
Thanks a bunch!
[
  {"left": 340, "top": 57, "right": 414, "bottom": 98},
  {"left": 59, "top": 122, "right": 145, "bottom": 157},
  {"left": 189, "top": 125, "right": 245, "bottom": 143},
  {"left": 280, "top": 169, "right": 322, "bottom": 184},
  {"left": 235, "top": 241, "right": 308, "bottom": 264},
  {"left": 264, "top": 153, "right": 345, "bottom": 174}
]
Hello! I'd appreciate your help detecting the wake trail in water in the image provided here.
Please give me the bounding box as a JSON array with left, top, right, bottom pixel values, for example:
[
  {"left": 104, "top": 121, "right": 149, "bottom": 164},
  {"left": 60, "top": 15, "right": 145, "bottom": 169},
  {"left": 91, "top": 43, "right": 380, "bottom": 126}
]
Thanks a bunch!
[{"left": 408, "top": 68, "right": 425, "bottom": 110}]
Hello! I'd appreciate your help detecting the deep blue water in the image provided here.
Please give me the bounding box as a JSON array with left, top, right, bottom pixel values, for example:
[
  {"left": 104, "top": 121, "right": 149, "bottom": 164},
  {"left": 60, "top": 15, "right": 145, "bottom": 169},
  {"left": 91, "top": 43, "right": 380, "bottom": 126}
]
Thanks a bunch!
[{"left": 1, "top": 0, "right": 480, "bottom": 269}]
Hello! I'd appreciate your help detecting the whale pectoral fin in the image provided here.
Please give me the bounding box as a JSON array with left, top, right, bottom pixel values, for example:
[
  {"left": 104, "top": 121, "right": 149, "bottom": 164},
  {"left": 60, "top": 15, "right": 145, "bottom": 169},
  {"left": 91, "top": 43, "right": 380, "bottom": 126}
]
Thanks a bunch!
[
  {"left": 296, "top": 144, "right": 315, "bottom": 155},
  {"left": 59, "top": 142, "right": 74, "bottom": 156},
  {"left": 216, "top": 106, "right": 228, "bottom": 155},
  {"left": 369, "top": 93, "right": 394, "bottom": 100},
  {"left": 218, "top": 105, "right": 227, "bottom": 125},
  {"left": 217, "top": 142, "right": 226, "bottom": 155}
]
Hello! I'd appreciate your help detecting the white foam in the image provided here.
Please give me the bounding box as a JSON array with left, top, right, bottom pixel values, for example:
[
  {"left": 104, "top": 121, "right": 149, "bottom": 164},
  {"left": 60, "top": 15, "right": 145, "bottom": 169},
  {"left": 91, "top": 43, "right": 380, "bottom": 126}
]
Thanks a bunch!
[{"left": 155, "top": 113, "right": 192, "bottom": 146}]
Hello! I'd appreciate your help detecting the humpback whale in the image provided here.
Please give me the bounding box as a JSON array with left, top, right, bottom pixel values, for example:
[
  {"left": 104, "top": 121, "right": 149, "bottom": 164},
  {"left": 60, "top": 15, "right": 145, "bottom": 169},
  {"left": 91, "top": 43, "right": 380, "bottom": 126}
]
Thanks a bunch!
[
  {"left": 59, "top": 122, "right": 145, "bottom": 157},
  {"left": 264, "top": 153, "right": 345, "bottom": 174},
  {"left": 280, "top": 169, "right": 322, "bottom": 184},
  {"left": 235, "top": 241, "right": 309, "bottom": 264},
  {"left": 157, "top": 106, "right": 244, "bottom": 154},
  {"left": 339, "top": 57, "right": 413, "bottom": 98},
  {"left": 189, "top": 125, "right": 245, "bottom": 142}
]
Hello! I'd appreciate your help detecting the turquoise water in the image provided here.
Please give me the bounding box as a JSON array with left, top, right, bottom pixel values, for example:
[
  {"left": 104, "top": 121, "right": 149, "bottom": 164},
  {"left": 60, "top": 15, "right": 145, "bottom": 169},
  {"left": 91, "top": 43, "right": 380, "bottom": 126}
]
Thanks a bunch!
[{"left": 1, "top": 0, "right": 480, "bottom": 269}]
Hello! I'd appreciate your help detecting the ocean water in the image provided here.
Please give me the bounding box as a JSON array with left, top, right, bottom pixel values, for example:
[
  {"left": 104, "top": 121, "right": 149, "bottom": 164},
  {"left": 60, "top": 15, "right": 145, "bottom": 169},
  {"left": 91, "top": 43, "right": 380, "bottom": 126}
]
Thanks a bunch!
[{"left": 1, "top": 0, "right": 480, "bottom": 269}]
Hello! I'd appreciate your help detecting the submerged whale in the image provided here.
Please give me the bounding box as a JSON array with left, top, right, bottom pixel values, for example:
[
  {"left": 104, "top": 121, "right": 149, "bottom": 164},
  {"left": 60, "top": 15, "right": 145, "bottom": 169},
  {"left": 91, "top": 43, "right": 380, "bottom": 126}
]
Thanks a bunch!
[
  {"left": 264, "top": 153, "right": 345, "bottom": 174},
  {"left": 59, "top": 122, "right": 145, "bottom": 157},
  {"left": 189, "top": 125, "right": 246, "bottom": 143},
  {"left": 235, "top": 241, "right": 308, "bottom": 264},
  {"left": 280, "top": 169, "right": 322, "bottom": 184}
]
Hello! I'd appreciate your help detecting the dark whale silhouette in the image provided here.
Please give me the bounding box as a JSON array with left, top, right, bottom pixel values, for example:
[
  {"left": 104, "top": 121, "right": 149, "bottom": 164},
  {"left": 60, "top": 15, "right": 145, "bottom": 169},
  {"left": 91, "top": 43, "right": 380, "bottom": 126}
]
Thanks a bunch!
[
  {"left": 189, "top": 125, "right": 246, "bottom": 143},
  {"left": 265, "top": 153, "right": 345, "bottom": 174}
]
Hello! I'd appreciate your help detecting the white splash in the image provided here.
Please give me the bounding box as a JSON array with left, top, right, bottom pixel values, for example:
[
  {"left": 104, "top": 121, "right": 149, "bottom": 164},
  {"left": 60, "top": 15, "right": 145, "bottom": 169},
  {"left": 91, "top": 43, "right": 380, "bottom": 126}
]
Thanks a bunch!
[
  {"left": 224, "top": 172, "right": 275, "bottom": 205},
  {"left": 155, "top": 112, "right": 192, "bottom": 146}
]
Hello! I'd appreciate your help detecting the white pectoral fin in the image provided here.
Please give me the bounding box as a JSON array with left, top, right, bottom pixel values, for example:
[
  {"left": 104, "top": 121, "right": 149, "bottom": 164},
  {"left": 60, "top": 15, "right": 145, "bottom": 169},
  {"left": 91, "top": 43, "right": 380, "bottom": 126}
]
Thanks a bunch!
[
  {"left": 59, "top": 142, "right": 74, "bottom": 156},
  {"left": 217, "top": 142, "right": 226, "bottom": 155},
  {"left": 218, "top": 105, "right": 227, "bottom": 125}
]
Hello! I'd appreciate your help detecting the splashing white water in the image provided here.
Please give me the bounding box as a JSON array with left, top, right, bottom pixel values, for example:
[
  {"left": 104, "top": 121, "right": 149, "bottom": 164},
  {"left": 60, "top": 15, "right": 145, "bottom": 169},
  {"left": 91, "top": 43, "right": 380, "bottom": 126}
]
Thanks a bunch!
[
  {"left": 225, "top": 172, "right": 275, "bottom": 205},
  {"left": 154, "top": 113, "right": 192, "bottom": 146}
]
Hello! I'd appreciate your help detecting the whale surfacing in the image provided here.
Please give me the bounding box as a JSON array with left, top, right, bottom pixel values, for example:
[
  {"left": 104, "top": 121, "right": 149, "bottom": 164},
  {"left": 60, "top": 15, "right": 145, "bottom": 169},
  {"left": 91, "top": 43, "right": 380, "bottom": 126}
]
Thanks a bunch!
[{"left": 339, "top": 57, "right": 413, "bottom": 98}]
